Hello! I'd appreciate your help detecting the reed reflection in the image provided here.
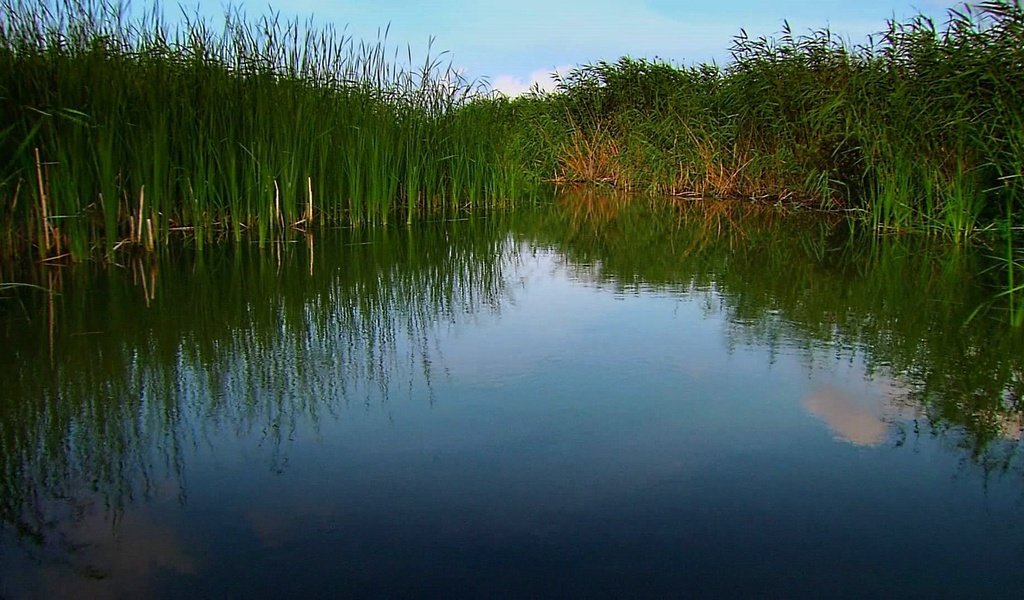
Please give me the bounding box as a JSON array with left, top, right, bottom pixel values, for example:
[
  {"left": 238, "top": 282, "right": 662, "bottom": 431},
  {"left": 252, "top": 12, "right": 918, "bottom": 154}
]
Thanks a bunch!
[
  {"left": 0, "top": 217, "right": 516, "bottom": 578},
  {"left": 2, "top": 192, "right": 1024, "bottom": 589},
  {"left": 522, "top": 188, "right": 1024, "bottom": 460}
]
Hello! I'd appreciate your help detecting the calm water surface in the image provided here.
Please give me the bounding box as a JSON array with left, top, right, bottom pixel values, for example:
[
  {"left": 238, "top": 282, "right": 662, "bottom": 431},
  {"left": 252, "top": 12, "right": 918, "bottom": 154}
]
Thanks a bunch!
[{"left": 2, "top": 193, "right": 1023, "bottom": 598}]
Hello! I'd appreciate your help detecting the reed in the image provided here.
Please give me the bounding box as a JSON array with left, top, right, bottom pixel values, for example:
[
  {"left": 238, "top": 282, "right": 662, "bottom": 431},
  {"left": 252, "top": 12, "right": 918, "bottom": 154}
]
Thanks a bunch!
[
  {"left": 513, "top": 1, "right": 1024, "bottom": 238},
  {"left": 0, "top": 0, "right": 536, "bottom": 260},
  {"left": 3, "top": 0, "right": 1023, "bottom": 258}
]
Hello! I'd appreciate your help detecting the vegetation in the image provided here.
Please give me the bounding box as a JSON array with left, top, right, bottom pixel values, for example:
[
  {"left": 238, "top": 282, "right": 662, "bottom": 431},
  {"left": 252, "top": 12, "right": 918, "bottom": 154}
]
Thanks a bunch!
[
  {"left": 2, "top": 1, "right": 1022, "bottom": 586},
  {"left": 0, "top": 0, "right": 537, "bottom": 260},
  {"left": 514, "top": 1, "right": 1024, "bottom": 238},
  {"left": 1, "top": 1, "right": 1023, "bottom": 260},
  {"left": 1, "top": 0, "right": 1023, "bottom": 317}
]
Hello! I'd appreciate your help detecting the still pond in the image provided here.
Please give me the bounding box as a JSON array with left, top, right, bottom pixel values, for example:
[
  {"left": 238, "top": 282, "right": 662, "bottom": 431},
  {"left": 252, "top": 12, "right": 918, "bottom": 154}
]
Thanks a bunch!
[{"left": 2, "top": 192, "right": 1023, "bottom": 598}]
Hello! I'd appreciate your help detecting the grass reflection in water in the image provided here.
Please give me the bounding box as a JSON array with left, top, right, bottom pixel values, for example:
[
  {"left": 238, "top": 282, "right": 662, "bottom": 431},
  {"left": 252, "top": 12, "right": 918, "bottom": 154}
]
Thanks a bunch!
[{"left": 1, "top": 193, "right": 1022, "bottom": 582}]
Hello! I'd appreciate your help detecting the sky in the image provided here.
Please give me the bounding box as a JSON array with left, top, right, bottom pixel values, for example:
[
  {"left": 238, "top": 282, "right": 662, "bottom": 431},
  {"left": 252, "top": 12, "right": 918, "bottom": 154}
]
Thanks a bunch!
[{"left": 182, "top": 0, "right": 964, "bottom": 95}]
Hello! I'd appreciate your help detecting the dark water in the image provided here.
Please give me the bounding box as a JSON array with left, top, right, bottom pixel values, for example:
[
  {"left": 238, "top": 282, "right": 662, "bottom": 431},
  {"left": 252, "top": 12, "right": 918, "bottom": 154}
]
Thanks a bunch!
[{"left": 2, "top": 192, "right": 1023, "bottom": 598}]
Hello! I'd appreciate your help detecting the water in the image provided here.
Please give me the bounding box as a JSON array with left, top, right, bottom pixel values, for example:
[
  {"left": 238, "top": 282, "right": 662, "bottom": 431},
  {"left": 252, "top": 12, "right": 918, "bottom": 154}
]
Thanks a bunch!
[{"left": 2, "top": 192, "right": 1023, "bottom": 598}]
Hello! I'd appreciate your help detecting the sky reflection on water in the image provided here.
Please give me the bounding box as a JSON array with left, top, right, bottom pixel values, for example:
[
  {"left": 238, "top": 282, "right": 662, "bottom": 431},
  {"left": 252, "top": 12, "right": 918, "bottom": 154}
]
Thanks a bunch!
[{"left": 2, "top": 199, "right": 1023, "bottom": 598}]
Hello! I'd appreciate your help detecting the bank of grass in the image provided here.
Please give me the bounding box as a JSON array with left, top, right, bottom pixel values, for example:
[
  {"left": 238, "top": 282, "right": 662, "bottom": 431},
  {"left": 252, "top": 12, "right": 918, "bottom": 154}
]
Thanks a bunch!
[
  {"left": 0, "top": 0, "right": 535, "bottom": 260},
  {"left": 514, "top": 1, "right": 1024, "bottom": 239},
  {"left": 3, "top": 1, "right": 1024, "bottom": 262}
]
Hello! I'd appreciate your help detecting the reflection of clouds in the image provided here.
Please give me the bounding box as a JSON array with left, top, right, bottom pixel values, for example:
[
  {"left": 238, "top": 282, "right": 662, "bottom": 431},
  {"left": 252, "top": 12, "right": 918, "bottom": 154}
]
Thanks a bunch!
[
  {"left": 247, "top": 503, "right": 336, "bottom": 548},
  {"left": 999, "top": 413, "right": 1023, "bottom": 441},
  {"left": 804, "top": 377, "right": 1024, "bottom": 447},
  {"left": 4, "top": 492, "right": 196, "bottom": 599},
  {"left": 247, "top": 509, "right": 293, "bottom": 548},
  {"left": 45, "top": 510, "right": 195, "bottom": 599},
  {"left": 803, "top": 386, "right": 890, "bottom": 447}
]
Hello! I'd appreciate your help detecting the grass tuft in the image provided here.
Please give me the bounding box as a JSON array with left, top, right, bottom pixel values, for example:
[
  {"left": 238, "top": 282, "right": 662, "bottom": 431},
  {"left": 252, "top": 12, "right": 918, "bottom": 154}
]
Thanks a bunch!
[
  {"left": 0, "top": 0, "right": 538, "bottom": 259},
  {"left": 511, "top": 2, "right": 1024, "bottom": 238}
]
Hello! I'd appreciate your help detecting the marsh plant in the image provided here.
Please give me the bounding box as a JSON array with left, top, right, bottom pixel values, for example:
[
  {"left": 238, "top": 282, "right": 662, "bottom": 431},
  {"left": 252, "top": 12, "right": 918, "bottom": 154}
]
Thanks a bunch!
[
  {"left": 2, "top": 0, "right": 1023, "bottom": 261},
  {"left": 0, "top": 0, "right": 536, "bottom": 259},
  {"left": 3, "top": 0, "right": 1024, "bottom": 318},
  {"left": 519, "top": 1, "right": 1024, "bottom": 238}
]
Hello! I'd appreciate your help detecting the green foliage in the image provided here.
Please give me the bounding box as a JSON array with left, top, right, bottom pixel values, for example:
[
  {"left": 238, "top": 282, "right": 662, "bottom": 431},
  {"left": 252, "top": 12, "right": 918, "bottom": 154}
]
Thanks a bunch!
[
  {"left": 514, "top": 2, "right": 1024, "bottom": 237},
  {"left": 0, "top": 0, "right": 538, "bottom": 259},
  {"left": 2, "top": 0, "right": 1023, "bottom": 256}
]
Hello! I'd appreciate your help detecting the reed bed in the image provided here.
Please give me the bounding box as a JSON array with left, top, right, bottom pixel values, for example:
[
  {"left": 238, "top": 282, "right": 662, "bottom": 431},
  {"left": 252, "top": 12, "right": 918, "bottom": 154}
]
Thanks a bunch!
[
  {"left": 515, "top": 1, "right": 1024, "bottom": 239},
  {"left": 2, "top": 0, "right": 1023, "bottom": 263},
  {"left": 0, "top": 0, "right": 535, "bottom": 260}
]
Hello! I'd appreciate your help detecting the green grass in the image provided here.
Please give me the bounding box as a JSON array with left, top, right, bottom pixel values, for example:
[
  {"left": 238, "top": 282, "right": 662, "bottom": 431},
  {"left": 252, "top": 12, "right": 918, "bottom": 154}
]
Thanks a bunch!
[
  {"left": 2, "top": 0, "right": 1023, "bottom": 261},
  {"left": 0, "top": 0, "right": 537, "bottom": 260},
  {"left": 511, "top": 1, "right": 1024, "bottom": 239}
]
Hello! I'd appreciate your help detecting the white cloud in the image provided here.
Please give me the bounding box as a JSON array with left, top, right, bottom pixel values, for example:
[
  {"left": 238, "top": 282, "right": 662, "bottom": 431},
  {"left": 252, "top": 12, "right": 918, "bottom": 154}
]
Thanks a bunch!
[{"left": 490, "top": 65, "right": 572, "bottom": 97}]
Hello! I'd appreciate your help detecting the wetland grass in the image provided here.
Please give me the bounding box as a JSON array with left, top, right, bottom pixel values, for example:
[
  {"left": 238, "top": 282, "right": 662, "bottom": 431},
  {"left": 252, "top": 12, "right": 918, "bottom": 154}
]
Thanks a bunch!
[
  {"left": 0, "top": 0, "right": 534, "bottom": 260},
  {"left": 514, "top": 1, "right": 1024, "bottom": 238},
  {"left": 3, "top": 0, "right": 1021, "bottom": 261},
  {"left": 3, "top": 0, "right": 1024, "bottom": 322}
]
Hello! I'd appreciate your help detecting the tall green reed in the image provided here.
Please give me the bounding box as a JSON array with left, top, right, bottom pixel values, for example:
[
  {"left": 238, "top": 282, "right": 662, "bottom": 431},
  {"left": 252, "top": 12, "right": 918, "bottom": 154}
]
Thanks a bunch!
[
  {"left": 512, "top": 1, "right": 1024, "bottom": 238},
  {"left": 0, "top": 0, "right": 536, "bottom": 260}
]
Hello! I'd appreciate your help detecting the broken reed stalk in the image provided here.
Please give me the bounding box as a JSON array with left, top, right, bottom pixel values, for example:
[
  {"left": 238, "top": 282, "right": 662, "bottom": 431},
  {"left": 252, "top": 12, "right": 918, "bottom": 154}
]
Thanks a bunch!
[
  {"left": 34, "top": 147, "right": 50, "bottom": 254},
  {"left": 274, "top": 179, "right": 282, "bottom": 231},
  {"left": 137, "top": 186, "right": 145, "bottom": 244},
  {"left": 307, "top": 176, "right": 314, "bottom": 226}
]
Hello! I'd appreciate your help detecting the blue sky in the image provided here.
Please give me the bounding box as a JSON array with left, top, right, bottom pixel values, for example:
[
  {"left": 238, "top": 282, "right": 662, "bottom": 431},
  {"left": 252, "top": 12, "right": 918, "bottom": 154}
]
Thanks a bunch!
[{"left": 184, "top": 1, "right": 962, "bottom": 94}]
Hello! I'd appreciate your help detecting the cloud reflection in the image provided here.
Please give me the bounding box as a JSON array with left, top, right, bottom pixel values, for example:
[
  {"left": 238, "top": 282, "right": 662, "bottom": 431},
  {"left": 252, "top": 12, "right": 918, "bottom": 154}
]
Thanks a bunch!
[
  {"left": 3, "top": 495, "right": 196, "bottom": 599},
  {"left": 803, "top": 386, "right": 890, "bottom": 447}
]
